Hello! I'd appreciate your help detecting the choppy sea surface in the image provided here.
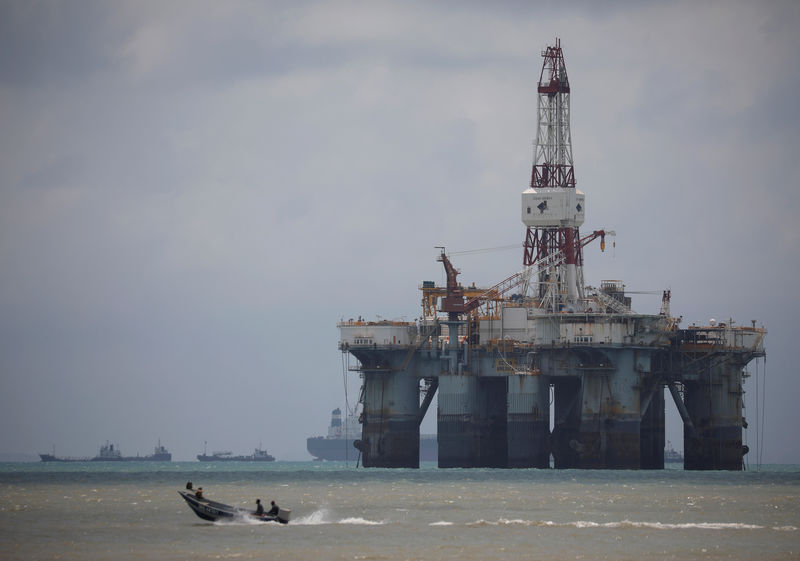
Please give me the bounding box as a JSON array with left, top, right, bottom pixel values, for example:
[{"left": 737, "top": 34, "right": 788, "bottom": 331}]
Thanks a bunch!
[{"left": 1, "top": 461, "right": 798, "bottom": 561}]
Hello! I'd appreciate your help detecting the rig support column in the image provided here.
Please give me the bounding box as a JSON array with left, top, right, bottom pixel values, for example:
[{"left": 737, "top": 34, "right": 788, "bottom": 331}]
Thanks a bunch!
[
  {"left": 506, "top": 373, "right": 550, "bottom": 468},
  {"left": 437, "top": 373, "right": 479, "bottom": 467},
  {"left": 438, "top": 374, "right": 510, "bottom": 468},
  {"left": 576, "top": 367, "right": 642, "bottom": 469},
  {"left": 639, "top": 384, "right": 665, "bottom": 469},
  {"left": 548, "top": 348, "right": 652, "bottom": 469},
  {"left": 682, "top": 357, "right": 747, "bottom": 470},
  {"left": 357, "top": 370, "right": 420, "bottom": 468},
  {"left": 478, "top": 376, "right": 508, "bottom": 467},
  {"left": 551, "top": 377, "right": 582, "bottom": 468}
]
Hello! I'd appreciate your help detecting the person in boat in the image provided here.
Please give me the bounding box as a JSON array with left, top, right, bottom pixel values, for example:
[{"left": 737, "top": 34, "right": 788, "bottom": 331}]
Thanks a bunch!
[
  {"left": 195, "top": 487, "right": 204, "bottom": 499},
  {"left": 267, "top": 500, "right": 279, "bottom": 516},
  {"left": 185, "top": 481, "right": 193, "bottom": 491},
  {"left": 255, "top": 499, "right": 264, "bottom": 516}
]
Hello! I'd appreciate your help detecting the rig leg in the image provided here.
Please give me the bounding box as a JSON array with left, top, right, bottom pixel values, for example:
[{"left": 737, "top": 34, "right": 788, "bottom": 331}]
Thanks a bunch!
[
  {"left": 682, "top": 359, "right": 746, "bottom": 470},
  {"left": 551, "top": 349, "right": 647, "bottom": 469},
  {"left": 437, "top": 375, "right": 508, "bottom": 467},
  {"left": 640, "top": 386, "right": 665, "bottom": 469},
  {"left": 437, "top": 374, "right": 479, "bottom": 468},
  {"left": 478, "top": 377, "right": 508, "bottom": 467},
  {"left": 551, "top": 378, "right": 582, "bottom": 468},
  {"left": 575, "top": 375, "right": 641, "bottom": 469},
  {"left": 357, "top": 371, "right": 420, "bottom": 468},
  {"left": 506, "top": 373, "right": 550, "bottom": 468}
]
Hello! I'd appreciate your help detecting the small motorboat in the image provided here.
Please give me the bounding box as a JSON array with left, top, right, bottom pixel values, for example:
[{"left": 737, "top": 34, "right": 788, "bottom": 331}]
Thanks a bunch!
[{"left": 178, "top": 490, "right": 291, "bottom": 524}]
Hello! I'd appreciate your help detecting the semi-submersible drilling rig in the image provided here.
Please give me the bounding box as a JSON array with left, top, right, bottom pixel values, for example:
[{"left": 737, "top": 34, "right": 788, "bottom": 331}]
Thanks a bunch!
[{"left": 338, "top": 39, "right": 766, "bottom": 470}]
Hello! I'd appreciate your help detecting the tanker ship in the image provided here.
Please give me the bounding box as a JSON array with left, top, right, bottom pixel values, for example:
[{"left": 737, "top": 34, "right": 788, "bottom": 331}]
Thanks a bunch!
[
  {"left": 196, "top": 443, "right": 275, "bottom": 462},
  {"left": 307, "top": 408, "right": 438, "bottom": 461},
  {"left": 39, "top": 441, "right": 172, "bottom": 462}
]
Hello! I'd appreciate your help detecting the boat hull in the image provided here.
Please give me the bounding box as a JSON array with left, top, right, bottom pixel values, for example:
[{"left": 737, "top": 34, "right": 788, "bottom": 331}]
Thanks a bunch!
[
  {"left": 178, "top": 491, "right": 290, "bottom": 524},
  {"left": 39, "top": 454, "right": 90, "bottom": 462},
  {"left": 196, "top": 455, "right": 274, "bottom": 462},
  {"left": 40, "top": 453, "right": 172, "bottom": 462}
]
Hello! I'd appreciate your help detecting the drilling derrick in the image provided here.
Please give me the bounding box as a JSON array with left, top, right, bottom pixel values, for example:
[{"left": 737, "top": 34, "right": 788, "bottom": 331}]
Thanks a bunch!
[{"left": 523, "top": 38, "right": 588, "bottom": 311}]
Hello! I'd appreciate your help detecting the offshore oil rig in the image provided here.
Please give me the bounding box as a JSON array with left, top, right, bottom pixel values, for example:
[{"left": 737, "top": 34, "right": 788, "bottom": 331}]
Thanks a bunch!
[{"left": 338, "top": 39, "right": 766, "bottom": 470}]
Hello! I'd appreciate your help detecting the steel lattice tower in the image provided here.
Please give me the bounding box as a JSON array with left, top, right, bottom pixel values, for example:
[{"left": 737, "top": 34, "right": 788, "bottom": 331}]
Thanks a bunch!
[{"left": 522, "top": 38, "right": 587, "bottom": 311}]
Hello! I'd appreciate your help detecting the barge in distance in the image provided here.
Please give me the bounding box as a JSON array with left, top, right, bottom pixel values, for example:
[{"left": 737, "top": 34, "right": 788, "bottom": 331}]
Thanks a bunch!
[
  {"left": 40, "top": 441, "right": 172, "bottom": 462},
  {"left": 197, "top": 445, "right": 275, "bottom": 462}
]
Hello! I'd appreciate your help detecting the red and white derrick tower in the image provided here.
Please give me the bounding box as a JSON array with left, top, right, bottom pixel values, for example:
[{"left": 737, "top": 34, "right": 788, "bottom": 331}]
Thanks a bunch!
[{"left": 522, "top": 38, "right": 605, "bottom": 312}]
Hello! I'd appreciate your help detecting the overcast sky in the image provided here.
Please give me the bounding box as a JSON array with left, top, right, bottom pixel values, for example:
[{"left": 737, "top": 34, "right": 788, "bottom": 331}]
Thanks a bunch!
[{"left": 1, "top": 1, "right": 797, "bottom": 463}]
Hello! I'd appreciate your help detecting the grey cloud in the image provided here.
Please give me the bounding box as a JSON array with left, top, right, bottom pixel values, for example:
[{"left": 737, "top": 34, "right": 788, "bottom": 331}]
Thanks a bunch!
[
  {"left": 0, "top": 1, "right": 125, "bottom": 87},
  {"left": 0, "top": 0, "right": 797, "bottom": 462}
]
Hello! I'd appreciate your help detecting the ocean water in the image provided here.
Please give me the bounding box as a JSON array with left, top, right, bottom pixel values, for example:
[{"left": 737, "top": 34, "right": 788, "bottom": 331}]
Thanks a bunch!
[{"left": 1, "top": 462, "right": 798, "bottom": 561}]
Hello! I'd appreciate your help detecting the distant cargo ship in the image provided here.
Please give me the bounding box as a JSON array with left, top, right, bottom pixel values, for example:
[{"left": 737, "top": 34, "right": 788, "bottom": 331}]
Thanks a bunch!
[
  {"left": 197, "top": 444, "right": 275, "bottom": 462},
  {"left": 664, "top": 441, "right": 684, "bottom": 463},
  {"left": 39, "top": 441, "right": 172, "bottom": 462},
  {"left": 307, "top": 408, "right": 438, "bottom": 462}
]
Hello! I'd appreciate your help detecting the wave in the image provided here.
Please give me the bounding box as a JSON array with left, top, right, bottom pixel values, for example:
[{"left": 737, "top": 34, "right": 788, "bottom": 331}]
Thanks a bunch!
[
  {"left": 464, "top": 518, "right": 793, "bottom": 531},
  {"left": 289, "top": 509, "right": 384, "bottom": 526},
  {"left": 212, "top": 511, "right": 795, "bottom": 532},
  {"left": 292, "top": 508, "right": 330, "bottom": 525},
  {"left": 338, "top": 517, "right": 385, "bottom": 525}
]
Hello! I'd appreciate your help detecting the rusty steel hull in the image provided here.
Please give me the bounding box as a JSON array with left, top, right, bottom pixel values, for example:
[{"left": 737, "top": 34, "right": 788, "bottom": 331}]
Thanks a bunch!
[
  {"left": 683, "top": 425, "right": 744, "bottom": 470},
  {"left": 542, "top": 345, "right": 662, "bottom": 469},
  {"left": 670, "top": 331, "right": 759, "bottom": 471},
  {"left": 351, "top": 346, "right": 422, "bottom": 468},
  {"left": 563, "top": 419, "right": 641, "bottom": 469},
  {"left": 358, "top": 416, "right": 419, "bottom": 468},
  {"left": 682, "top": 373, "right": 746, "bottom": 470},
  {"left": 357, "top": 370, "right": 420, "bottom": 468}
]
